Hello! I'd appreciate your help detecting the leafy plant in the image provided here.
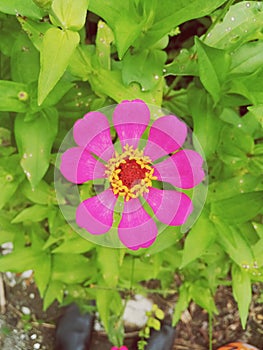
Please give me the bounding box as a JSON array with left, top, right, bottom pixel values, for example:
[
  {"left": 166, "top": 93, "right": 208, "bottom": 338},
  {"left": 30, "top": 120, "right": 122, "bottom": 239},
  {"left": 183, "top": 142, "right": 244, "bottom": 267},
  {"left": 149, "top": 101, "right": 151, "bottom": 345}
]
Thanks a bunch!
[{"left": 0, "top": 0, "right": 263, "bottom": 348}]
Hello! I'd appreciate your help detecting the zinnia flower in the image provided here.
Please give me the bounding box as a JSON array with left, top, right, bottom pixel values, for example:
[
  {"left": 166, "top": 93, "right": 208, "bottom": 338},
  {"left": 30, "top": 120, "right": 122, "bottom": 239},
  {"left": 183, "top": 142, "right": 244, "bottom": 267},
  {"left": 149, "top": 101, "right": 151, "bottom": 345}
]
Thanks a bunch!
[{"left": 60, "top": 100, "right": 205, "bottom": 250}]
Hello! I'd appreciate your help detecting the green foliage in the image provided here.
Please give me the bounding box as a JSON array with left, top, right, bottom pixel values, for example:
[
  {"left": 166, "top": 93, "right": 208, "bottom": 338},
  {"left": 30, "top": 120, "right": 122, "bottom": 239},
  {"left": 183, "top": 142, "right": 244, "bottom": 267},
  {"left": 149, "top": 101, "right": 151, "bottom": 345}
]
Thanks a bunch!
[{"left": 0, "top": 0, "right": 263, "bottom": 346}]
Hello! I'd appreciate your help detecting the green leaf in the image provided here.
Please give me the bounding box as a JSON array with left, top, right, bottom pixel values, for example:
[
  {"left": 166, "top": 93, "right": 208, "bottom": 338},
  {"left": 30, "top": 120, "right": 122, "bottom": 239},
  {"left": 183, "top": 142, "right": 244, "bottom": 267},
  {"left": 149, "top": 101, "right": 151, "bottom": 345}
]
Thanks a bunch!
[
  {"left": 11, "top": 204, "right": 50, "bottom": 223},
  {"left": 190, "top": 281, "right": 218, "bottom": 314},
  {"left": 0, "top": 244, "right": 48, "bottom": 274},
  {"left": 68, "top": 45, "right": 94, "bottom": 80},
  {"left": 188, "top": 86, "right": 224, "bottom": 158},
  {"left": 38, "top": 27, "right": 79, "bottom": 105},
  {"left": 217, "top": 124, "right": 254, "bottom": 167},
  {"left": 11, "top": 31, "right": 40, "bottom": 84},
  {"left": 232, "top": 264, "right": 251, "bottom": 329},
  {"left": 50, "top": 0, "right": 88, "bottom": 31},
  {"left": 181, "top": 211, "right": 216, "bottom": 268},
  {"left": 0, "top": 155, "right": 24, "bottom": 209},
  {"left": 206, "top": 1, "right": 263, "bottom": 51},
  {"left": 0, "top": 80, "right": 29, "bottom": 112},
  {"left": 89, "top": 0, "right": 146, "bottom": 59},
  {"left": 230, "top": 41, "right": 263, "bottom": 75},
  {"left": 15, "top": 108, "right": 58, "bottom": 188},
  {"left": 43, "top": 280, "right": 64, "bottom": 310},
  {"left": 229, "top": 68, "right": 263, "bottom": 105},
  {"left": 165, "top": 48, "right": 199, "bottom": 77},
  {"left": 172, "top": 283, "right": 190, "bottom": 326},
  {"left": 211, "top": 192, "right": 263, "bottom": 224},
  {"left": 122, "top": 49, "right": 166, "bottom": 91},
  {"left": 21, "top": 180, "right": 54, "bottom": 205},
  {"left": 195, "top": 37, "right": 230, "bottom": 104},
  {"left": 97, "top": 247, "right": 120, "bottom": 288},
  {"left": 89, "top": 68, "right": 163, "bottom": 105},
  {"left": 214, "top": 220, "right": 254, "bottom": 266},
  {"left": 17, "top": 16, "right": 52, "bottom": 51},
  {"left": 248, "top": 105, "right": 263, "bottom": 128},
  {"left": 0, "top": 0, "right": 45, "bottom": 19},
  {"left": 34, "top": 251, "right": 51, "bottom": 297},
  {"left": 208, "top": 174, "right": 263, "bottom": 202},
  {"left": 52, "top": 254, "right": 90, "bottom": 284},
  {"left": 52, "top": 236, "right": 94, "bottom": 254},
  {"left": 95, "top": 21, "right": 114, "bottom": 70},
  {"left": 137, "top": 0, "right": 227, "bottom": 49}
]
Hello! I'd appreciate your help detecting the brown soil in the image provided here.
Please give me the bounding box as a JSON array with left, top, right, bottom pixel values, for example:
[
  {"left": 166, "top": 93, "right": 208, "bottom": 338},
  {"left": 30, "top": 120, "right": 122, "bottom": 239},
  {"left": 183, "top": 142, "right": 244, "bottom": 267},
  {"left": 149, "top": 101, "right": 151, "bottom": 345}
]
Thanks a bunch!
[{"left": 0, "top": 274, "right": 262, "bottom": 350}]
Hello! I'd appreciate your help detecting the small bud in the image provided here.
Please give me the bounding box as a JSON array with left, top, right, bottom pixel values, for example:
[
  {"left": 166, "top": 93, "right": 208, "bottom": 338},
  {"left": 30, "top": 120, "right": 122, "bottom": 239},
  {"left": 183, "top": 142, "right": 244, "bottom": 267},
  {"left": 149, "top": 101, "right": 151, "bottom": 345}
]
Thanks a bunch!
[{"left": 17, "top": 91, "right": 29, "bottom": 101}]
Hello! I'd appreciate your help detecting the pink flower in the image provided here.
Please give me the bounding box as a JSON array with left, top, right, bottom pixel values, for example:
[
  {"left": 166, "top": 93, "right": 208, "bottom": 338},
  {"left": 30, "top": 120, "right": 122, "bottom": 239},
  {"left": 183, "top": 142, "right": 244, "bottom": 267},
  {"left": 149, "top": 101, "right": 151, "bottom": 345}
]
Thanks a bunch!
[
  {"left": 60, "top": 100, "right": 205, "bottom": 250},
  {"left": 111, "top": 347, "right": 128, "bottom": 350}
]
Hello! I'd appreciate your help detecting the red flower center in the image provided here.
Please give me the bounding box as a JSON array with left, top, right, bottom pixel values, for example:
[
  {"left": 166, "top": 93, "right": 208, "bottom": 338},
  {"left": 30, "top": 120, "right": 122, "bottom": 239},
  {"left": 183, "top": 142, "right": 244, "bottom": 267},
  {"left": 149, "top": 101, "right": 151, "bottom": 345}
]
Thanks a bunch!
[{"left": 117, "top": 159, "right": 148, "bottom": 189}]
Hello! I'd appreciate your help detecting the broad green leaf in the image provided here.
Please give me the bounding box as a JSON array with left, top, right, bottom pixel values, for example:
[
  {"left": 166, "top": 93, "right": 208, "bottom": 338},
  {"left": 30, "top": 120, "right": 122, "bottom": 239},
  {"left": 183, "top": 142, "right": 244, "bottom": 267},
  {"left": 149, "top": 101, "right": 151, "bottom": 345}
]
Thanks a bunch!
[
  {"left": 208, "top": 174, "right": 263, "bottom": 202},
  {"left": 89, "top": 68, "right": 163, "bottom": 105},
  {"left": 181, "top": 211, "right": 216, "bottom": 268},
  {"left": 211, "top": 192, "right": 263, "bottom": 224},
  {"left": 138, "top": 0, "right": 227, "bottom": 49},
  {"left": 52, "top": 236, "right": 94, "bottom": 254},
  {"left": 0, "top": 244, "right": 48, "bottom": 273},
  {"left": 229, "top": 68, "right": 263, "bottom": 105},
  {"left": 96, "top": 289, "right": 116, "bottom": 333},
  {"left": 214, "top": 220, "right": 254, "bottom": 267},
  {"left": 122, "top": 49, "right": 166, "bottom": 91},
  {"left": 0, "top": 14, "right": 21, "bottom": 56},
  {"left": 68, "top": 45, "right": 94, "bottom": 80},
  {"left": 15, "top": 108, "right": 58, "bottom": 188},
  {"left": 217, "top": 124, "right": 254, "bottom": 167},
  {"left": 230, "top": 41, "right": 263, "bottom": 75},
  {"left": 0, "top": 80, "right": 29, "bottom": 112},
  {"left": 52, "top": 254, "right": 90, "bottom": 284},
  {"left": 17, "top": 16, "right": 52, "bottom": 51},
  {"left": 188, "top": 86, "right": 224, "bottom": 158},
  {"left": 248, "top": 105, "right": 263, "bottom": 128},
  {"left": 232, "top": 264, "right": 251, "bottom": 329},
  {"left": 12, "top": 204, "right": 50, "bottom": 223},
  {"left": 89, "top": 0, "right": 146, "bottom": 59},
  {"left": 43, "top": 280, "right": 64, "bottom": 310},
  {"left": 97, "top": 247, "right": 120, "bottom": 288},
  {"left": 172, "top": 283, "right": 190, "bottom": 326},
  {"left": 206, "top": 1, "right": 263, "bottom": 51},
  {"left": 195, "top": 37, "right": 230, "bottom": 104},
  {"left": 90, "top": 0, "right": 226, "bottom": 57},
  {"left": 11, "top": 31, "right": 40, "bottom": 84},
  {"left": 165, "top": 48, "right": 199, "bottom": 77},
  {"left": 50, "top": 0, "right": 88, "bottom": 31},
  {"left": 0, "top": 212, "right": 19, "bottom": 245},
  {"left": 0, "top": 0, "right": 44, "bottom": 19},
  {"left": 190, "top": 281, "right": 218, "bottom": 314},
  {"left": 0, "top": 155, "right": 24, "bottom": 209},
  {"left": 38, "top": 27, "right": 79, "bottom": 105},
  {"left": 21, "top": 180, "right": 54, "bottom": 205}
]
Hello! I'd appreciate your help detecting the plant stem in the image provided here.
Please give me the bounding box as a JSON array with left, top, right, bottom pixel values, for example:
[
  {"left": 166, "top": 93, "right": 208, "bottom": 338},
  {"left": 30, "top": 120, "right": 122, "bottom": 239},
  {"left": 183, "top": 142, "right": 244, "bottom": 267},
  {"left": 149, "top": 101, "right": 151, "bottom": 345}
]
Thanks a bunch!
[{"left": 208, "top": 312, "right": 213, "bottom": 350}]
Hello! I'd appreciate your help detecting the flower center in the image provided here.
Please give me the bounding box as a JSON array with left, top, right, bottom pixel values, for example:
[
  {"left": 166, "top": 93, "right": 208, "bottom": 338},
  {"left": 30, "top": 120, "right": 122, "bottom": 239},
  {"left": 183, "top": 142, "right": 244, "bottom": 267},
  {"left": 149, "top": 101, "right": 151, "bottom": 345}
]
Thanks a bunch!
[{"left": 105, "top": 144, "right": 157, "bottom": 201}]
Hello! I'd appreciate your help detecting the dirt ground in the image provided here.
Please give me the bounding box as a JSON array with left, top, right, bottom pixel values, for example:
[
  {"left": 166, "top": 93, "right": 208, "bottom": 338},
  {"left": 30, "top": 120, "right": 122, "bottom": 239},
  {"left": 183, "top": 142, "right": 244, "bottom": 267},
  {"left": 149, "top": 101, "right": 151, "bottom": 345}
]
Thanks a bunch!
[{"left": 0, "top": 273, "right": 262, "bottom": 350}]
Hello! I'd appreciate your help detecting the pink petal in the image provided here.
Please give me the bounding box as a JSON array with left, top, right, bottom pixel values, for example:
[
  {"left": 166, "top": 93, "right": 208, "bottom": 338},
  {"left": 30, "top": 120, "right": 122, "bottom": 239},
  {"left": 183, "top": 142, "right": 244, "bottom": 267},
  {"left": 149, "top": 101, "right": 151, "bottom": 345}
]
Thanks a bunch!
[
  {"left": 60, "top": 147, "right": 106, "bottom": 184},
  {"left": 76, "top": 189, "right": 117, "bottom": 234},
  {"left": 144, "top": 115, "right": 187, "bottom": 161},
  {"left": 113, "top": 100, "right": 150, "bottom": 148},
  {"left": 118, "top": 199, "right": 157, "bottom": 250},
  {"left": 154, "top": 150, "right": 205, "bottom": 189},
  {"left": 73, "top": 111, "right": 114, "bottom": 160},
  {"left": 145, "top": 188, "right": 193, "bottom": 226}
]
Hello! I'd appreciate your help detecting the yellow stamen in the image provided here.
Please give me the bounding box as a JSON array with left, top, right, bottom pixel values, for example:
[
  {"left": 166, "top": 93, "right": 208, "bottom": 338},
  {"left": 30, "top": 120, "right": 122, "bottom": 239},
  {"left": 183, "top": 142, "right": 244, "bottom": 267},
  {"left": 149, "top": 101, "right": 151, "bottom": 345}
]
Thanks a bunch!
[{"left": 105, "top": 144, "right": 156, "bottom": 201}]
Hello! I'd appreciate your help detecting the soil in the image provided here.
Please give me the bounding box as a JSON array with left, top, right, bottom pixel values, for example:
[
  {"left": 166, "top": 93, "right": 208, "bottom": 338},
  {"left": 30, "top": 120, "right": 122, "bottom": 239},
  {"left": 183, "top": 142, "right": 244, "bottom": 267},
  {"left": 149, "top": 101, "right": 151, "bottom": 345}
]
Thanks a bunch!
[{"left": 0, "top": 273, "right": 262, "bottom": 350}]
